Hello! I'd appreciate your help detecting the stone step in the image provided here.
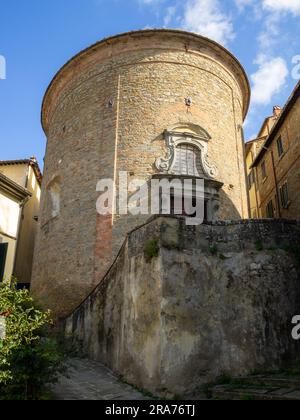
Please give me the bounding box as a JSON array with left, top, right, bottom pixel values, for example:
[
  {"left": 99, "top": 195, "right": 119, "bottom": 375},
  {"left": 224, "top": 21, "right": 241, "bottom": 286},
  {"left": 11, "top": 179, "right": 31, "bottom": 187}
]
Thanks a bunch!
[
  {"left": 212, "top": 385, "right": 300, "bottom": 401},
  {"left": 235, "top": 375, "right": 300, "bottom": 389},
  {"left": 213, "top": 387, "right": 300, "bottom": 401}
]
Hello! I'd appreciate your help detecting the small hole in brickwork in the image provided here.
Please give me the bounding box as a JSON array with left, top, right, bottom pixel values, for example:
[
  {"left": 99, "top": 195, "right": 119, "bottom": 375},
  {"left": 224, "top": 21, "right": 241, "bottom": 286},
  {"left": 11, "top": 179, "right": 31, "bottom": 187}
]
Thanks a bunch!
[{"left": 185, "top": 98, "right": 192, "bottom": 107}]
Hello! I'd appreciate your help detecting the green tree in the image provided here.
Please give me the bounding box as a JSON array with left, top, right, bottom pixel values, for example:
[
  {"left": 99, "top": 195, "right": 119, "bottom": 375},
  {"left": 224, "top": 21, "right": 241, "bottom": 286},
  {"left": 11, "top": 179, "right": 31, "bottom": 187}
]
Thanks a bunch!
[{"left": 0, "top": 280, "right": 65, "bottom": 400}]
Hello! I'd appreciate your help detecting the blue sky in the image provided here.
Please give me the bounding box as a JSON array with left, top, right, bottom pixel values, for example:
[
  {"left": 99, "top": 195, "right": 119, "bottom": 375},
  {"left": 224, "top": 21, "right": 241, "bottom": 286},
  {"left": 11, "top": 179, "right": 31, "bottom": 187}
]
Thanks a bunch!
[{"left": 0, "top": 0, "right": 299, "bottom": 167}]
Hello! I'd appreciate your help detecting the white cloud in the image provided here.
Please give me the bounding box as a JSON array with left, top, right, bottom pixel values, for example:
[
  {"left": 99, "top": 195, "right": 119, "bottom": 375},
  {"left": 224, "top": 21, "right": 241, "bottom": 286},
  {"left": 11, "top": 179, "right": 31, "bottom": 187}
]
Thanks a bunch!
[
  {"left": 234, "top": 0, "right": 254, "bottom": 11},
  {"left": 139, "top": 0, "right": 234, "bottom": 46},
  {"left": 238, "top": 0, "right": 300, "bottom": 15},
  {"left": 138, "top": 0, "right": 165, "bottom": 7},
  {"left": 262, "top": 0, "right": 300, "bottom": 15},
  {"left": 164, "top": 6, "right": 177, "bottom": 27},
  {"left": 236, "top": 0, "right": 293, "bottom": 116},
  {"left": 257, "top": 11, "right": 280, "bottom": 49},
  {"left": 251, "top": 56, "right": 288, "bottom": 105},
  {"left": 181, "top": 0, "right": 235, "bottom": 46},
  {"left": 255, "top": 1, "right": 300, "bottom": 51}
]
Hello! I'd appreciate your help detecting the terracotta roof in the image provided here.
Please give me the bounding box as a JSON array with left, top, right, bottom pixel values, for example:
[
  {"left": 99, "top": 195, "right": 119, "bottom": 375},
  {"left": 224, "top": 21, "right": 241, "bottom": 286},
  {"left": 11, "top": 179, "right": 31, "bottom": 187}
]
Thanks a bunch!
[
  {"left": 0, "top": 158, "right": 42, "bottom": 184},
  {"left": 252, "top": 81, "right": 300, "bottom": 167}
]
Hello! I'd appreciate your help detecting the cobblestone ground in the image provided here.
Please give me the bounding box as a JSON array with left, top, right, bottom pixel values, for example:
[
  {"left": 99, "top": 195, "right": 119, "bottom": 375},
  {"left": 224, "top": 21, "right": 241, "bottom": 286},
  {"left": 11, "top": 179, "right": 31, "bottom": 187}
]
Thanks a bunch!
[{"left": 52, "top": 359, "right": 153, "bottom": 401}]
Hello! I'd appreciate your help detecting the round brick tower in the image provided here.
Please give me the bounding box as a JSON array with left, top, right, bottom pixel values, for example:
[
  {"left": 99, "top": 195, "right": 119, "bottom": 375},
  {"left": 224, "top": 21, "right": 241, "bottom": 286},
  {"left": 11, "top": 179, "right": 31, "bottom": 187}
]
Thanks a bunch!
[{"left": 31, "top": 30, "right": 250, "bottom": 318}]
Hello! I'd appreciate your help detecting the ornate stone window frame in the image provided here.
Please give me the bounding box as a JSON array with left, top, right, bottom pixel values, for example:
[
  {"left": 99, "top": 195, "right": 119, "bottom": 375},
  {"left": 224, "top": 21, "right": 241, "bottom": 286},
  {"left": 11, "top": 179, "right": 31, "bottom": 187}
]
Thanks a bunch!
[
  {"left": 154, "top": 125, "right": 222, "bottom": 221},
  {"left": 155, "top": 128, "right": 218, "bottom": 179}
]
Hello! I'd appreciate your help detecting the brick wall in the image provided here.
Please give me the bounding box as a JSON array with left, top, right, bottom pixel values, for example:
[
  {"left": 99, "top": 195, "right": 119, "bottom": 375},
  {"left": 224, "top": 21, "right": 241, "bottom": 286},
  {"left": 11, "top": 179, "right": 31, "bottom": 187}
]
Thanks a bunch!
[
  {"left": 31, "top": 30, "right": 250, "bottom": 318},
  {"left": 255, "top": 94, "right": 300, "bottom": 219}
]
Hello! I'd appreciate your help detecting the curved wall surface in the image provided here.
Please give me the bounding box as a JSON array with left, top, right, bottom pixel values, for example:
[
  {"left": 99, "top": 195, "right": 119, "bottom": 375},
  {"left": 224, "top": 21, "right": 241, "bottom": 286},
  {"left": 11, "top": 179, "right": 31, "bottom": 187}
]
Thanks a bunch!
[{"left": 31, "top": 30, "right": 250, "bottom": 317}]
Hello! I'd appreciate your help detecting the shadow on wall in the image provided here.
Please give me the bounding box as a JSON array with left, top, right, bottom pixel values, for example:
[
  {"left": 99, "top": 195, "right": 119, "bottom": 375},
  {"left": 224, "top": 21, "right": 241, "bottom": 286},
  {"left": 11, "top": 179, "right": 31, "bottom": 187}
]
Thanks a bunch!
[
  {"left": 218, "top": 189, "right": 242, "bottom": 220},
  {"left": 63, "top": 216, "right": 300, "bottom": 397}
]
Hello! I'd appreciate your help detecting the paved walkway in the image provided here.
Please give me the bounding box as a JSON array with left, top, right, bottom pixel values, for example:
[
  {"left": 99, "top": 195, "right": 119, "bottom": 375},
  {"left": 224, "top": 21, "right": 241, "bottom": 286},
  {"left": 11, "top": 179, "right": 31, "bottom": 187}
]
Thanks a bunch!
[{"left": 52, "top": 358, "right": 153, "bottom": 400}]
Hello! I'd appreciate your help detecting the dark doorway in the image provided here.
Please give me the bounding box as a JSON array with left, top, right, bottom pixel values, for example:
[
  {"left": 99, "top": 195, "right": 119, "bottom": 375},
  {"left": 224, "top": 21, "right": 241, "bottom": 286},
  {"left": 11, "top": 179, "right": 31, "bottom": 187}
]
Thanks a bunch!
[{"left": 0, "top": 243, "right": 8, "bottom": 281}]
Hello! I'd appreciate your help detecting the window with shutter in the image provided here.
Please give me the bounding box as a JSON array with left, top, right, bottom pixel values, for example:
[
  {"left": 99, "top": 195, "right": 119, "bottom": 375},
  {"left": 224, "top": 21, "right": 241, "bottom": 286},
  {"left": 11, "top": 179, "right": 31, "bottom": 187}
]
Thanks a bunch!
[
  {"left": 172, "top": 144, "right": 204, "bottom": 177},
  {"left": 280, "top": 182, "right": 289, "bottom": 208},
  {"left": 266, "top": 200, "right": 274, "bottom": 218},
  {"left": 277, "top": 136, "right": 284, "bottom": 157}
]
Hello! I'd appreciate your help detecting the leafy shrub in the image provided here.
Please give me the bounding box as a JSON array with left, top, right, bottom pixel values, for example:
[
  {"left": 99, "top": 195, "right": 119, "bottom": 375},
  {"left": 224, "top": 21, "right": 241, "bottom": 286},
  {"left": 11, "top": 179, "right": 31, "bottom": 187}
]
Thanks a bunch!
[
  {"left": 285, "top": 246, "right": 300, "bottom": 266},
  {"left": 0, "top": 280, "right": 65, "bottom": 400},
  {"left": 254, "top": 240, "right": 264, "bottom": 251},
  {"left": 144, "top": 238, "right": 159, "bottom": 262},
  {"left": 209, "top": 245, "right": 218, "bottom": 256}
]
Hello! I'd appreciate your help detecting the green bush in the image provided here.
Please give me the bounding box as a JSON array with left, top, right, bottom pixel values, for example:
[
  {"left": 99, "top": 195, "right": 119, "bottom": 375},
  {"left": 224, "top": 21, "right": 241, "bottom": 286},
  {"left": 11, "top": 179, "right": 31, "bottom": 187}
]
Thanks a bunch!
[
  {"left": 254, "top": 240, "right": 264, "bottom": 251},
  {"left": 0, "top": 280, "right": 65, "bottom": 400},
  {"left": 209, "top": 245, "right": 218, "bottom": 256},
  {"left": 286, "top": 246, "right": 300, "bottom": 266},
  {"left": 144, "top": 238, "right": 159, "bottom": 262}
]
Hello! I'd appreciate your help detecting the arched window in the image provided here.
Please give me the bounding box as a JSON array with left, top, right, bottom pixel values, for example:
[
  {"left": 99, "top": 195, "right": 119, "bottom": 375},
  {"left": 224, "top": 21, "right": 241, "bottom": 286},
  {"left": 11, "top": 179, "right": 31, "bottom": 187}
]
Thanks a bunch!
[{"left": 171, "top": 144, "right": 205, "bottom": 177}]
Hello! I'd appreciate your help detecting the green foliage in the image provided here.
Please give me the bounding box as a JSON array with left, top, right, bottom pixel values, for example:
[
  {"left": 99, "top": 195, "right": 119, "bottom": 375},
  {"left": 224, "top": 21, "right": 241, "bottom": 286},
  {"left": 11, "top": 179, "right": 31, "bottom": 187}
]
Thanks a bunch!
[
  {"left": 0, "top": 280, "right": 65, "bottom": 400},
  {"left": 119, "top": 376, "right": 159, "bottom": 399},
  {"left": 144, "top": 238, "right": 159, "bottom": 262},
  {"left": 251, "top": 361, "right": 300, "bottom": 377},
  {"left": 241, "top": 394, "right": 255, "bottom": 401},
  {"left": 200, "top": 374, "right": 233, "bottom": 399},
  {"left": 285, "top": 246, "right": 300, "bottom": 265},
  {"left": 199, "top": 382, "right": 213, "bottom": 399},
  {"left": 216, "top": 374, "right": 233, "bottom": 385},
  {"left": 172, "top": 394, "right": 183, "bottom": 400},
  {"left": 254, "top": 240, "right": 264, "bottom": 251},
  {"left": 209, "top": 245, "right": 218, "bottom": 256}
]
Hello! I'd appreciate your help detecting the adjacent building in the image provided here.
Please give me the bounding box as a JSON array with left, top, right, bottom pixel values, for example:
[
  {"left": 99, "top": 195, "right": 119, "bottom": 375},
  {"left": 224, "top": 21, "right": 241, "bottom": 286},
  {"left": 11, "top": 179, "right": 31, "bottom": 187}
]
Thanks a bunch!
[
  {"left": 246, "top": 81, "right": 300, "bottom": 219},
  {"left": 0, "top": 173, "right": 31, "bottom": 282},
  {"left": 0, "top": 158, "right": 42, "bottom": 287}
]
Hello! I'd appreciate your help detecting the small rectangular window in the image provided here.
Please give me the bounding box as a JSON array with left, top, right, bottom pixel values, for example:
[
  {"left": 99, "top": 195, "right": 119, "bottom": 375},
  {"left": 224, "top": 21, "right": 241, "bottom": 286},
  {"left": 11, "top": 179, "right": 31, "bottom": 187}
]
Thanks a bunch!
[
  {"left": 261, "top": 161, "right": 267, "bottom": 179},
  {"left": 266, "top": 200, "right": 274, "bottom": 218},
  {"left": 277, "top": 136, "right": 284, "bottom": 157},
  {"left": 280, "top": 182, "right": 289, "bottom": 209}
]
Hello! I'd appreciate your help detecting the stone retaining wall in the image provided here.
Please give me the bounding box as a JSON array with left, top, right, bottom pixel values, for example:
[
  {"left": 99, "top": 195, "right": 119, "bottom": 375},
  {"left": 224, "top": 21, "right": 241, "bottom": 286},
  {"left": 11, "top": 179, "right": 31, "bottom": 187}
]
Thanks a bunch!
[{"left": 64, "top": 217, "right": 300, "bottom": 396}]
